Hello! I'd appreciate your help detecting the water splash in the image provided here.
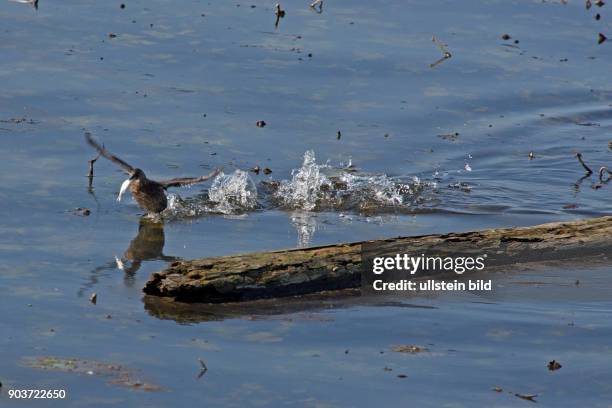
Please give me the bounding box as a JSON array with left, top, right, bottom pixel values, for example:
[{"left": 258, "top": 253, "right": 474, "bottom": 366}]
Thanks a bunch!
[
  {"left": 275, "top": 150, "right": 330, "bottom": 211},
  {"left": 162, "top": 151, "right": 438, "bottom": 219},
  {"left": 208, "top": 170, "right": 258, "bottom": 214},
  {"left": 166, "top": 170, "right": 257, "bottom": 217},
  {"left": 271, "top": 150, "right": 434, "bottom": 213}
]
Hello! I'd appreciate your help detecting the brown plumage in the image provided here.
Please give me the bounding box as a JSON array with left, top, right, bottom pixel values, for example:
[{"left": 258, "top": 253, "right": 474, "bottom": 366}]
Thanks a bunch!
[{"left": 85, "top": 134, "right": 221, "bottom": 214}]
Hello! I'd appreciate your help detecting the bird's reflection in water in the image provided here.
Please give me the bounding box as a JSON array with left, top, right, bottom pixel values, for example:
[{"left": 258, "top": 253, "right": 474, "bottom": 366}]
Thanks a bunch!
[{"left": 79, "top": 218, "right": 179, "bottom": 296}]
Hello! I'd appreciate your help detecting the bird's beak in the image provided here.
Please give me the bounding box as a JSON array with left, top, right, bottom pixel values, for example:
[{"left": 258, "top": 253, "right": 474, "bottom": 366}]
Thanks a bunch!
[{"left": 117, "top": 178, "right": 132, "bottom": 202}]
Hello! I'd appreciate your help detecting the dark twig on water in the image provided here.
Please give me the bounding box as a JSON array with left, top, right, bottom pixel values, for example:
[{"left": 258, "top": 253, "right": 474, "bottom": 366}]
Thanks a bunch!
[
  {"left": 575, "top": 152, "right": 611, "bottom": 189},
  {"left": 274, "top": 3, "right": 286, "bottom": 28},
  {"left": 430, "top": 36, "right": 452, "bottom": 68},
  {"left": 197, "top": 358, "right": 208, "bottom": 379},
  {"left": 575, "top": 152, "right": 593, "bottom": 175},
  {"left": 87, "top": 150, "right": 102, "bottom": 192}
]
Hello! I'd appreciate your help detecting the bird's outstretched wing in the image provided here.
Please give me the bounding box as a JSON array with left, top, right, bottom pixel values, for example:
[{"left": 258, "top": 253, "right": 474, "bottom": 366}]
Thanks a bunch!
[
  {"left": 85, "top": 133, "right": 135, "bottom": 174},
  {"left": 159, "top": 168, "right": 222, "bottom": 188}
]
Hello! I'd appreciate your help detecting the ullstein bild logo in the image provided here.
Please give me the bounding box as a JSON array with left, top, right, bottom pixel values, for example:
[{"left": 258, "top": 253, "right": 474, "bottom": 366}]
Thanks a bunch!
[{"left": 361, "top": 249, "right": 492, "bottom": 293}]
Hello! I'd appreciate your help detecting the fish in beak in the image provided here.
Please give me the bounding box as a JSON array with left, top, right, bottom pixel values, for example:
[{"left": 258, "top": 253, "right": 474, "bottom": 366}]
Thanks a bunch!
[
  {"left": 117, "top": 178, "right": 132, "bottom": 202},
  {"left": 115, "top": 256, "right": 125, "bottom": 271}
]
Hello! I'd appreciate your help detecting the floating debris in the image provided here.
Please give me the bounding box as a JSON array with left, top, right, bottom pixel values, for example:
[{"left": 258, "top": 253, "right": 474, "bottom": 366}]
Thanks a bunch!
[
  {"left": 256, "top": 120, "right": 267, "bottom": 128},
  {"left": 89, "top": 293, "right": 97, "bottom": 305},
  {"left": 69, "top": 207, "right": 91, "bottom": 217},
  {"left": 493, "top": 387, "right": 503, "bottom": 392},
  {"left": 337, "top": 130, "right": 342, "bottom": 140},
  {"left": 197, "top": 358, "right": 208, "bottom": 379},
  {"left": 587, "top": 0, "right": 593, "bottom": 9},
  {"left": 599, "top": 166, "right": 611, "bottom": 182},
  {"left": 310, "top": 0, "right": 323, "bottom": 13},
  {"left": 547, "top": 360, "right": 562, "bottom": 371},
  {"left": 596, "top": 0, "right": 605, "bottom": 6},
  {"left": 0, "top": 116, "right": 38, "bottom": 124},
  {"left": 438, "top": 132, "right": 459, "bottom": 141},
  {"left": 23, "top": 357, "right": 163, "bottom": 392},
  {"left": 392, "top": 345, "right": 427, "bottom": 353},
  {"left": 250, "top": 166, "right": 261, "bottom": 174},
  {"left": 263, "top": 167, "right": 272, "bottom": 175},
  {"left": 528, "top": 151, "right": 535, "bottom": 160},
  {"left": 274, "top": 3, "right": 285, "bottom": 28},
  {"left": 8, "top": 0, "right": 38, "bottom": 9},
  {"left": 501, "top": 33, "right": 512, "bottom": 40},
  {"left": 514, "top": 393, "right": 537, "bottom": 402},
  {"left": 108, "top": 33, "right": 118, "bottom": 39},
  {"left": 430, "top": 36, "right": 452, "bottom": 68},
  {"left": 598, "top": 32, "right": 607, "bottom": 44}
]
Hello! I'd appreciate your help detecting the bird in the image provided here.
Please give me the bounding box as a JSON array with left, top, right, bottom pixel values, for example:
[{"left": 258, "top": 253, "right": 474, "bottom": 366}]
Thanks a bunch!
[{"left": 85, "top": 133, "right": 221, "bottom": 215}]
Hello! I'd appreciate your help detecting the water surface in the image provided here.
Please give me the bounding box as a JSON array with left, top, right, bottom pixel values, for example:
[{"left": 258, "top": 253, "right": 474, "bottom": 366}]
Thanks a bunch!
[{"left": 1, "top": 0, "right": 611, "bottom": 406}]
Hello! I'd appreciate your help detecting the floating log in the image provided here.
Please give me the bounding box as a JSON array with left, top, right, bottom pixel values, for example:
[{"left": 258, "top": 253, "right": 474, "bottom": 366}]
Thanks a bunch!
[{"left": 144, "top": 216, "right": 612, "bottom": 303}]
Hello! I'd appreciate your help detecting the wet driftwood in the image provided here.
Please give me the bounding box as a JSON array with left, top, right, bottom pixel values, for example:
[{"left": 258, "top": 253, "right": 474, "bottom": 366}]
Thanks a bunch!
[{"left": 144, "top": 216, "right": 612, "bottom": 303}]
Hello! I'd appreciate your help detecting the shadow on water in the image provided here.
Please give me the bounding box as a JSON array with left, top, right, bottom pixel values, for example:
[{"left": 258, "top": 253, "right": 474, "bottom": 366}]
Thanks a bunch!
[
  {"left": 78, "top": 217, "right": 179, "bottom": 296},
  {"left": 142, "top": 289, "right": 438, "bottom": 324}
]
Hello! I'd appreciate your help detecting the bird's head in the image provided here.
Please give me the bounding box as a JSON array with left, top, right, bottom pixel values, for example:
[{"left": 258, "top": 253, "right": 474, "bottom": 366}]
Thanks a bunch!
[
  {"left": 130, "top": 168, "right": 146, "bottom": 181},
  {"left": 118, "top": 169, "right": 146, "bottom": 202}
]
